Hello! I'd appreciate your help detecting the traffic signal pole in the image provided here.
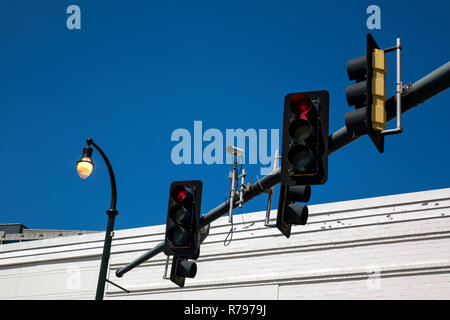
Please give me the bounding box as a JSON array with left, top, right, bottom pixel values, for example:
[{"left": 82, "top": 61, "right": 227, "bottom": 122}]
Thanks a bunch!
[{"left": 116, "top": 60, "right": 450, "bottom": 279}]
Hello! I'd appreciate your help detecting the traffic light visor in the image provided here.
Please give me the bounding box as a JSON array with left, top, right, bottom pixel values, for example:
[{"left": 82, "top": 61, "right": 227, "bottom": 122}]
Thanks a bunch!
[
  {"left": 285, "top": 203, "right": 309, "bottom": 225},
  {"left": 177, "top": 260, "right": 197, "bottom": 278}
]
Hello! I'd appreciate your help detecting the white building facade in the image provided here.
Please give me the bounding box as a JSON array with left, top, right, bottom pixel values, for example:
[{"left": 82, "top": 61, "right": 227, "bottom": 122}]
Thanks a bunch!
[{"left": 1, "top": 188, "right": 449, "bottom": 300}]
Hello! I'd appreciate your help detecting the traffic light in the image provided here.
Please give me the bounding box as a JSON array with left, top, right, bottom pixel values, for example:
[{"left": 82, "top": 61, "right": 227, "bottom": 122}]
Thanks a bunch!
[
  {"left": 163, "top": 180, "right": 203, "bottom": 259},
  {"left": 169, "top": 256, "right": 197, "bottom": 288},
  {"left": 276, "top": 185, "right": 311, "bottom": 238},
  {"left": 280, "top": 90, "right": 329, "bottom": 186},
  {"left": 345, "top": 33, "right": 387, "bottom": 153}
]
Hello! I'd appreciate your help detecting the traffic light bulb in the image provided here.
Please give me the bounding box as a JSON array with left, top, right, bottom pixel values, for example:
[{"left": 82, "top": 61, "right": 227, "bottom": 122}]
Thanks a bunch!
[
  {"left": 288, "top": 145, "right": 315, "bottom": 172},
  {"left": 176, "top": 190, "right": 187, "bottom": 203},
  {"left": 168, "top": 225, "right": 189, "bottom": 246},
  {"left": 169, "top": 205, "right": 190, "bottom": 225},
  {"left": 171, "top": 185, "right": 193, "bottom": 206},
  {"left": 290, "top": 94, "right": 312, "bottom": 120},
  {"left": 289, "top": 119, "right": 312, "bottom": 145}
]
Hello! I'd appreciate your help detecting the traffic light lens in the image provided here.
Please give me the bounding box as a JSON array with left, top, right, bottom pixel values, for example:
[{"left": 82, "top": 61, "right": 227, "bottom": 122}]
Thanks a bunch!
[
  {"left": 168, "top": 225, "right": 189, "bottom": 246},
  {"left": 169, "top": 205, "right": 190, "bottom": 225},
  {"left": 289, "top": 119, "right": 312, "bottom": 145},
  {"left": 176, "top": 190, "right": 187, "bottom": 203},
  {"left": 288, "top": 145, "right": 315, "bottom": 172},
  {"left": 290, "top": 94, "right": 312, "bottom": 119},
  {"left": 171, "top": 185, "right": 192, "bottom": 205}
]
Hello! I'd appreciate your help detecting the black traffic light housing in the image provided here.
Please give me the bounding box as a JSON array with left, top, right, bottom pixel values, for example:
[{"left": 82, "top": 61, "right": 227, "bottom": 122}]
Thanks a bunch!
[
  {"left": 276, "top": 185, "right": 311, "bottom": 238},
  {"left": 280, "top": 90, "right": 329, "bottom": 186},
  {"left": 163, "top": 180, "right": 203, "bottom": 259},
  {"left": 345, "top": 33, "right": 384, "bottom": 153}
]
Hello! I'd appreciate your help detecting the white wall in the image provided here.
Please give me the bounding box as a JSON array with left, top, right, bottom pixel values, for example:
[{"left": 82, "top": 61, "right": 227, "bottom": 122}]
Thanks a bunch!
[{"left": 1, "top": 188, "right": 450, "bottom": 300}]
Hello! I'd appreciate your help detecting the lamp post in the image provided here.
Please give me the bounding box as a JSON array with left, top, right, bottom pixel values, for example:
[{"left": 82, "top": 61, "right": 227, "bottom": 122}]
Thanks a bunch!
[{"left": 77, "top": 138, "right": 118, "bottom": 301}]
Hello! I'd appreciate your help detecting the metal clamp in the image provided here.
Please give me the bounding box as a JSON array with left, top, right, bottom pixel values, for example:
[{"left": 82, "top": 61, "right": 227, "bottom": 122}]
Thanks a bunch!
[
  {"left": 163, "top": 255, "right": 171, "bottom": 280},
  {"left": 236, "top": 169, "right": 247, "bottom": 208},
  {"left": 264, "top": 150, "right": 282, "bottom": 228}
]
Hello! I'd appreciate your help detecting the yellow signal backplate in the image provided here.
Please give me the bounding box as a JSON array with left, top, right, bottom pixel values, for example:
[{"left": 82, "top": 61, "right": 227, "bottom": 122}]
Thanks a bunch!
[{"left": 371, "top": 48, "right": 387, "bottom": 131}]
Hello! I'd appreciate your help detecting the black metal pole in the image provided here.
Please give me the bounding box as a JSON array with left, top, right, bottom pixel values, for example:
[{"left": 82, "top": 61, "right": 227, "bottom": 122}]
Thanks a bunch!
[
  {"left": 87, "top": 139, "right": 119, "bottom": 301},
  {"left": 96, "top": 209, "right": 118, "bottom": 300},
  {"left": 115, "top": 61, "right": 450, "bottom": 279}
]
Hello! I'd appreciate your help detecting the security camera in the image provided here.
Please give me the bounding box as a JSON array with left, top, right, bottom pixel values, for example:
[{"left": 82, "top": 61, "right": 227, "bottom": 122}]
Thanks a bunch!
[{"left": 226, "top": 145, "right": 244, "bottom": 157}]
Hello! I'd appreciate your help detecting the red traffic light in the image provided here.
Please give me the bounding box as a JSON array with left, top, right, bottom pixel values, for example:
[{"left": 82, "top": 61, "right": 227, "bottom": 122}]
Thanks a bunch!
[
  {"left": 164, "top": 180, "right": 203, "bottom": 260},
  {"left": 290, "top": 93, "right": 312, "bottom": 120},
  {"left": 176, "top": 190, "right": 187, "bottom": 203},
  {"left": 170, "top": 185, "right": 193, "bottom": 206},
  {"left": 280, "top": 90, "right": 329, "bottom": 186}
]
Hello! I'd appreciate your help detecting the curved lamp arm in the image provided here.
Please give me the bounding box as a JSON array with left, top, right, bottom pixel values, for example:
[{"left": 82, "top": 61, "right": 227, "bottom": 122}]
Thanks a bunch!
[{"left": 86, "top": 138, "right": 118, "bottom": 211}]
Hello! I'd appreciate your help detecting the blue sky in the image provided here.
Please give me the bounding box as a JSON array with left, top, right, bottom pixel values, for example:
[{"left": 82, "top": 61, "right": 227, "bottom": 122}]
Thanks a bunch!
[{"left": 0, "top": 0, "right": 448, "bottom": 231}]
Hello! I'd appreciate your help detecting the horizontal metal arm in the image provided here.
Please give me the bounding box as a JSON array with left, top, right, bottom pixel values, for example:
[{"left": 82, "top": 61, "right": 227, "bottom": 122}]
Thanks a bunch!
[{"left": 115, "top": 61, "right": 450, "bottom": 279}]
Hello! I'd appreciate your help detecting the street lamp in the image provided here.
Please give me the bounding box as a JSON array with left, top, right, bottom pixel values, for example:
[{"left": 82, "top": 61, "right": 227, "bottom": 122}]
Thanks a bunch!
[
  {"left": 77, "top": 138, "right": 118, "bottom": 301},
  {"left": 77, "top": 146, "right": 94, "bottom": 179}
]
